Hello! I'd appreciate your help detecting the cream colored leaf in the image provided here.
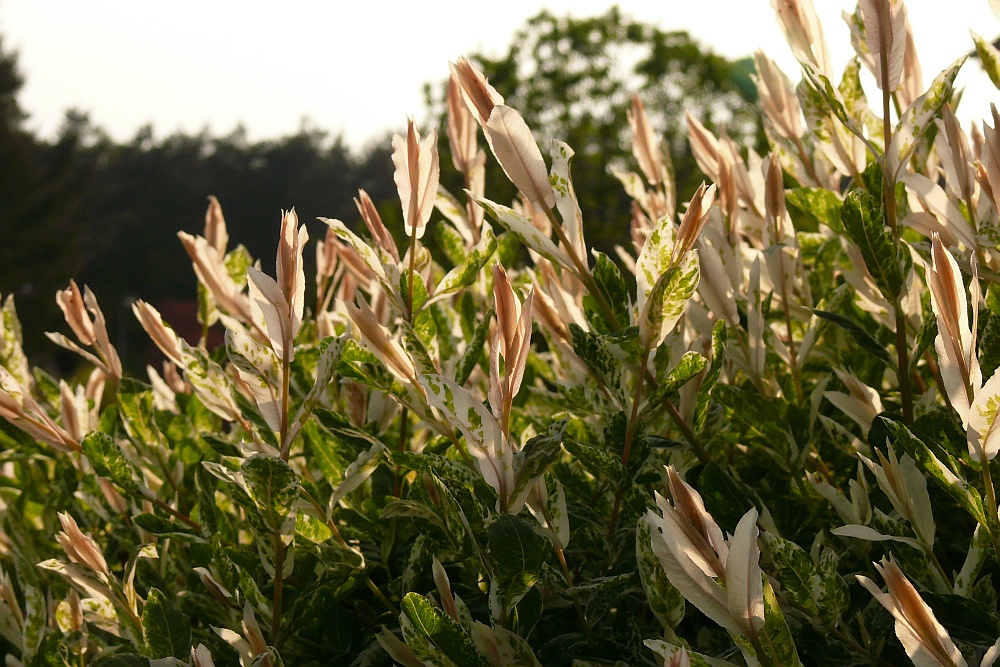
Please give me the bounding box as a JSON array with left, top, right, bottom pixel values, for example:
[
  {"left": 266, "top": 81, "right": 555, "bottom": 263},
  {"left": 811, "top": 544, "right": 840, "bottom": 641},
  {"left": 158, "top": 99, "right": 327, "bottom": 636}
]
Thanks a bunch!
[{"left": 485, "top": 105, "right": 555, "bottom": 209}]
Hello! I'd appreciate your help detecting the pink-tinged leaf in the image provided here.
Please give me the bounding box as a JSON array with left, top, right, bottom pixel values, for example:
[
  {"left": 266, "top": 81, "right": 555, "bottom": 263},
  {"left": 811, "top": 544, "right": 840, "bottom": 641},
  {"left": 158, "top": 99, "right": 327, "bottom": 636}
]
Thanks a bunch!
[
  {"left": 485, "top": 105, "right": 555, "bottom": 209},
  {"left": 859, "top": 0, "right": 906, "bottom": 92},
  {"left": 247, "top": 266, "right": 292, "bottom": 361},
  {"left": 451, "top": 57, "right": 504, "bottom": 129},
  {"left": 276, "top": 209, "right": 308, "bottom": 337},
  {"left": 344, "top": 297, "right": 415, "bottom": 384},
  {"left": 226, "top": 327, "right": 281, "bottom": 432},
  {"left": 858, "top": 559, "right": 967, "bottom": 667},
  {"left": 392, "top": 122, "right": 440, "bottom": 241},
  {"left": 969, "top": 370, "right": 1000, "bottom": 461},
  {"left": 929, "top": 235, "right": 981, "bottom": 427},
  {"left": 771, "top": 0, "right": 832, "bottom": 75},
  {"left": 831, "top": 524, "right": 922, "bottom": 548},
  {"left": 725, "top": 508, "right": 764, "bottom": 634},
  {"left": 205, "top": 195, "right": 228, "bottom": 255},
  {"left": 644, "top": 511, "right": 742, "bottom": 637}
]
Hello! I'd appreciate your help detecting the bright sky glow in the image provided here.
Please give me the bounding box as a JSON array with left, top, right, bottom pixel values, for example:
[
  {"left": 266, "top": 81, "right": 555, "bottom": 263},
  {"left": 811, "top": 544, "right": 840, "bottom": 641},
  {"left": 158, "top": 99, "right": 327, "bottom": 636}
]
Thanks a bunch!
[{"left": 0, "top": 1, "right": 998, "bottom": 148}]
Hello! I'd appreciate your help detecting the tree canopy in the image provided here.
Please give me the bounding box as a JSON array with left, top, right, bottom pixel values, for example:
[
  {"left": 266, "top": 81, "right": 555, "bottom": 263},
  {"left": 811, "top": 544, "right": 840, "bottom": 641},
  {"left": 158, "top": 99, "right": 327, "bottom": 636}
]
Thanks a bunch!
[{"left": 428, "top": 7, "right": 762, "bottom": 252}]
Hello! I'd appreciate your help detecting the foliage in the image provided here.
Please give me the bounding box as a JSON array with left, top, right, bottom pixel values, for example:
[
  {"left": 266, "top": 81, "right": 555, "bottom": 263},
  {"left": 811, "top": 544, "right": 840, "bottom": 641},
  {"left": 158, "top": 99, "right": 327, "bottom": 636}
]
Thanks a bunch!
[{"left": 4, "top": 1, "right": 1000, "bottom": 666}]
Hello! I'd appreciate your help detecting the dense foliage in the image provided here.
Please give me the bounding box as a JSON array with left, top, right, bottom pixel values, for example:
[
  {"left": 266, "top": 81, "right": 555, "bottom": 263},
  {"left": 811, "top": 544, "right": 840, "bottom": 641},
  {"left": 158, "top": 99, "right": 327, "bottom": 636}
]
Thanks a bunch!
[{"left": 4, "top": 1, "right": 1000, "bottom": 666}]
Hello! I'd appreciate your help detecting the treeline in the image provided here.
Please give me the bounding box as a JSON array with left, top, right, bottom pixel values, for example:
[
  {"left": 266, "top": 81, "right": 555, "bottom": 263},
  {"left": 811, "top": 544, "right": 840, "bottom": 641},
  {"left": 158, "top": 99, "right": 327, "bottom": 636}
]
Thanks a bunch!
[{"left": 0, "top": 9, "right": 761, "bottom": 374}]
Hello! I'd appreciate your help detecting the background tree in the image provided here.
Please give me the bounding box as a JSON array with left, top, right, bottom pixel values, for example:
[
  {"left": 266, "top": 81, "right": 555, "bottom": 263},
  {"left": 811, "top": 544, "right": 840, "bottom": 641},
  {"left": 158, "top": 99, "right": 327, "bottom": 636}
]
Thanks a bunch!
[
  {"left": 0, "top": 40, "right": 93, "bottom": 363},
  {"left": 427, "top": 7, "right": 763, "bottom": 253}
]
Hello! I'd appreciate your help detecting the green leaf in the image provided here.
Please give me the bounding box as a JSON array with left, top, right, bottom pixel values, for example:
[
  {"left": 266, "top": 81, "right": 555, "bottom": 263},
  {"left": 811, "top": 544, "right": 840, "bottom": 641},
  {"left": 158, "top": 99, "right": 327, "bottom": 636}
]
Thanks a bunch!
[
  {"left": 840, "top": 188, "right": 908, "bottom": 301},
  {"left": 642, "top": 351, "right": 707, "bottom": 421},
  {"left": 749, "top": 580, "right": 802, "bottom": 666},
  {"left": 811, "top": 309, "right": 894, "bottom": 366},
  {"left": 477, "top": 196, "right": 571, "bottom": 267},
  {"left": 568, "top": 323, "right": 624, "bottom": 402},
  {"left": 786, "top": 188, "right": 843, "bottom": 233},
  {"left": 694, "top": 321, "right": 727, "bottom": 433},
  {"left": 584, "top": 252, "right": 631, "bottom": 333},
  {"left": 142, "top": 588, "right": 192, "bottom": 659},
  {"left": 400, "top": 593, "right": 490, "bottom": 667},
  {"left": 81, "top": 431, "right": 143, "bottom": 496},
  {"left": 487, "top": 514, "right": 550, "bottom": 613},
  {"left": 974, "top": 32, "right": 1000, "bottom": 89},
  {"left": 456, "top": 313, "right": 491, "bottom": 386},
  {"left": 510, "top": 420, "right": 566, "bottom": 508},
  {"left": 133, "top": 513, "right": 202, "bottom": 541},
  {"left": 636, "top": 517, "right": 685, "bottom": 629},
  {"left": 428, "top": 226, "right": 497, "bottom": 307}
]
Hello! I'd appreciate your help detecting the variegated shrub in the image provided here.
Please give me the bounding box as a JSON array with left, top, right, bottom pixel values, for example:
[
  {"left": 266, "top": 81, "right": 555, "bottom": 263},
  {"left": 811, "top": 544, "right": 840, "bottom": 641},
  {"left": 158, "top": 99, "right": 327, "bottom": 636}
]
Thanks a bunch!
[{"left": 6, "top": 1, "right": 1000, "bottom": 665}]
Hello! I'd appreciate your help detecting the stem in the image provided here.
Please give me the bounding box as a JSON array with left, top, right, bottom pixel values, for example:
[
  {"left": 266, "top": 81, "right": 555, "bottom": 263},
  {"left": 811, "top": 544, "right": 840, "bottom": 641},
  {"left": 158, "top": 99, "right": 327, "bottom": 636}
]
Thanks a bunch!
[
  {"left": 271, "top": 536, "right": 284, "bottom": 638},
  {"left": 148, "top": 496, "right": 202, "bottom": 532},
  {"left": 393, "top": 407, "right": 410, "bottom": 497},
  {"left": 608, "top": 346, "right": 651, "bottom": 538},
  {"left": 542, "top": 207, "right": 622, "bottom": 331},
  {"left": 792, "top": 135, "right": 822, "bottom": 187},
  {"left": 279, "top": 350, "right": 291, "bottom": 460},
  {"left": 778, "top": 265, "right": 805, "bottom": 405},
  {"left": 407, "top": 215, "right": 419, "bottom": 320},
  {"left": 980, "top": 459, "right": 1000, "bottom": 563},
  {"left": 893, "top": 301, "right": 913, "bottom": 424},
  {"left": 879, "top": 68, "right": 912, "bottom": 424}
]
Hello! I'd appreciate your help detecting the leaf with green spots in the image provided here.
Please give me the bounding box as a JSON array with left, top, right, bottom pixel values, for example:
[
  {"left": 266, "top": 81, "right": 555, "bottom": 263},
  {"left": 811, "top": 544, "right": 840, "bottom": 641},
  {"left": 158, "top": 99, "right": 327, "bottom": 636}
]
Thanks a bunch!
[
  {"left": 762, "top": 534, "right": 847, "bottom": 625},
  {"left": 400, "top": 593, "right": 490, "bottom": 667},
  {"left": 636, "top": 516, "right": 685, "bottom": 629},
  {"left": 142, "top": 588, "right": 192, "bottom": 659},
  {"left": 974, "top": 32, "right": 1000, "bottom": 90},
  {"left": 487, "top": 514, "right": 550, "bottom": 614},
  {"left": 635, "top": 213, "right": 700, "bottom": 347},
  {"left": 510, "top": 419, "right": 566, "bottom": 511},
  {"left": 887, "top": 55, "right": 965, "bottom": 179},
  {"left": 429, "top": 221, "right": 497, "bottom": 308},
  {"left": 584, "top": 251, "right": 631, "bottom": 333},
  {"left": 242, "top": 455, "right": 300, "bottom": 577},
  {"left": 642, "top": 351, "right": 707, "bottom": 421},
  {"left": 455, "top": 313, "right": 491, "bottom": 386},
  {"left": 568, "top": 323, "right": 623, "bottom": 402},
  {"left": 840, "top": 188, "right": 909, "bottom": 301},
  {"left": 476, "top": 196, "right": 571, "bottom": 268},
  {"left": 81, "top": 431, "right": 144, "bottom": 496},
  {"left": 786, "top": 188, "right": 843, "bottom": 233}
]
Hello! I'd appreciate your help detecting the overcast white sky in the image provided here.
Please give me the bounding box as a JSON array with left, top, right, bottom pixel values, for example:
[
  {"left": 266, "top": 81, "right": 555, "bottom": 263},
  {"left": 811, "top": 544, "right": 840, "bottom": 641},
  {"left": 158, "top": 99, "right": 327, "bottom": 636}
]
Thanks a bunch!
[{"left": 0, "top": 1, "right": 998, "bottom": 149}]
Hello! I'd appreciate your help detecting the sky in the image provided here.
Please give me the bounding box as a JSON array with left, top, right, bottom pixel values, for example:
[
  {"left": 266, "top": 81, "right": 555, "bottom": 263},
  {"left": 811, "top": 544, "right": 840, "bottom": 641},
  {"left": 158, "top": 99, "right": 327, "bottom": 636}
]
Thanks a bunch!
[{"left": 0, "top": 0, "right": 998, "bottom": 150}]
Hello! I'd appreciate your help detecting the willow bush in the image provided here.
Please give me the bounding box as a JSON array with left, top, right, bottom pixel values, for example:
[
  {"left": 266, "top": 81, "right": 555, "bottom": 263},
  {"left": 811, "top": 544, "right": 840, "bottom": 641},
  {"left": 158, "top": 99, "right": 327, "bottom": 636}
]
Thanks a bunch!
[{"left": 4, "top": 1, "right": 1000, "bottom": 665}]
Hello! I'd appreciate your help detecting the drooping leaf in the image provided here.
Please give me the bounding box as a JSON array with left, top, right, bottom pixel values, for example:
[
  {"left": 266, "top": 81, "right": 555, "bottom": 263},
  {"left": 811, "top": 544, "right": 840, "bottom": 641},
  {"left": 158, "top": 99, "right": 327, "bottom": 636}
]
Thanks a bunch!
[
  {"left": 487, "top": 514, "right": 550, "bottom": 614},
  {"left": 812, "top": 309, "right": 894, "bottom": 366}
]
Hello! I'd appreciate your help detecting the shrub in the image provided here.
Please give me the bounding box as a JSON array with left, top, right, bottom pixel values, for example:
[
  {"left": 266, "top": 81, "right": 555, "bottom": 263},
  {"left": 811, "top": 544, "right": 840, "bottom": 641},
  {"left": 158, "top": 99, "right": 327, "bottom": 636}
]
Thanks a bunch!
[{"left": 2, "top": 1, "right": 1000, "bottom": 665}]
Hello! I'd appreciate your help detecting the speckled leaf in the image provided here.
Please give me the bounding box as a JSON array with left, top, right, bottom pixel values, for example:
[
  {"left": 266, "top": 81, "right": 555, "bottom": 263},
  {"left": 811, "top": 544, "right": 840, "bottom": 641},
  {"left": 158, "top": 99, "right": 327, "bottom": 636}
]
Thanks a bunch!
[
  {"left": 142, "top": 588, "right": 191, "bottom": 659},
  {"left": 549, "top": 140, "right": 585, "bottom": 258},
  {"left": 329, "top": 442, "right": 387, "bottom": 510},
  {"left": 888, "top": 56, "right": 965, "bottom": 179},
  {"left": 476, "top": 196, "right": 571, "bottom": 268},
  {"left": 487, "top": 514, "right": 549, "bottom": 613},
  {"left": 568, "top": 323, "right": 623, "bottom": 403},
  {"left": 636, "top": 516, "right": 685, "bottom": 629},
  {"left": 786, "top": 188, "right": 843, "bottom": 233},
  {"left": 427, "top": 226, "right": 496, "bottom": 308},
  {"left": 81, "top": 431, "right": 143, "bottom": 496},
  {"left": 400, "top": 593, "right": 489, "bottom": 667},
  {"left": 840, "top": 188, "right": 909, "bottom": 301}
]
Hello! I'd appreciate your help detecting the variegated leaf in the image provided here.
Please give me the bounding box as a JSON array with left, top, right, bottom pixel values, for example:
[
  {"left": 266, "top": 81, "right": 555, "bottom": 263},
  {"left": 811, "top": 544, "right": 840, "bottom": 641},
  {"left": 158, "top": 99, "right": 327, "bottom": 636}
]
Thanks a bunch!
[{"left": 475, "top": 196, "right": 572, "bottom": 268}]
